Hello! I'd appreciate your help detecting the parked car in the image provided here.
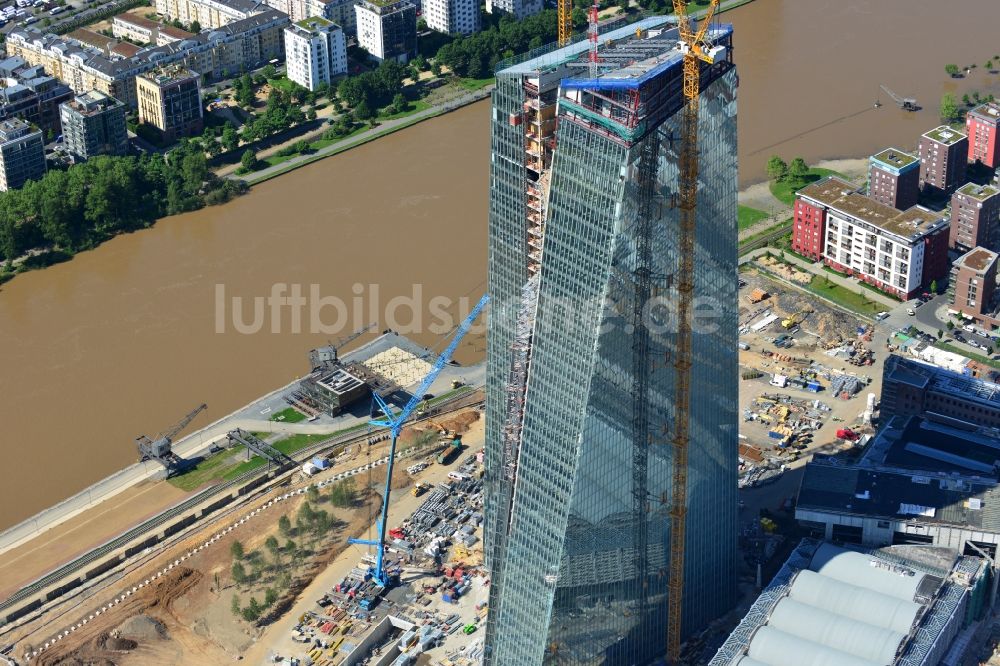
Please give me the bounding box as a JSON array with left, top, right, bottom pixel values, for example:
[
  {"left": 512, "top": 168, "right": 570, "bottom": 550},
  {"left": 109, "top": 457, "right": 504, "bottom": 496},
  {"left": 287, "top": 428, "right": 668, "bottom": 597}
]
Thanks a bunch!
[
  {"left": 875, "top": 312, "right": 889, "bottom": 321},
  {"left": 913, "top": 299, "right": 924, "bottom": 307},
  {"left": 906, "top": 308, "right": 915, "bottom": 316}
]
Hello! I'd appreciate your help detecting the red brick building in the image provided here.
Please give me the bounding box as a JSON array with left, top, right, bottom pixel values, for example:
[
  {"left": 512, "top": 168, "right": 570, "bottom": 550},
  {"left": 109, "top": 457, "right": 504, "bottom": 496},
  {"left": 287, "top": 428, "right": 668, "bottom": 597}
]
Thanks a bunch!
[
  {"left": 967, "top": 102, "right": 1000, "bottom": 168},
  {"left": 950, "top": 182, "right": 1000, "bottom": 253},
  {"left": 918, "top": 125, "right": 968, "bottom": 194},
  {"left": 868, "top": 148, "right": 919, "bottom": 210},
  {"left": 791, "top": 197, "right": 826, "bottom": 260},
  {"left": 947, "top": 246, "right": 999, "bottom": 328}
]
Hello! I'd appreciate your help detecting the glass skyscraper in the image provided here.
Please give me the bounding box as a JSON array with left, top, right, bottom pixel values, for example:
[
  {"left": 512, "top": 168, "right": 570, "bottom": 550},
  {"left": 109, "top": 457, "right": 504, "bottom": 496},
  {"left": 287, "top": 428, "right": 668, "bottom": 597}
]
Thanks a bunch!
[{"left": 484, "top": 17, "right": 738, "bottom": 665}]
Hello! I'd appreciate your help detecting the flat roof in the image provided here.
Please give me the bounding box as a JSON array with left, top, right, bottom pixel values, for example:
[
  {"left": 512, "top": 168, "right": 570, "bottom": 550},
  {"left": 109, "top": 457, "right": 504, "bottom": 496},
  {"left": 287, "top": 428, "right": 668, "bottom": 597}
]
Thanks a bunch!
[
  {"left": 956, "top": 182, "right": 1000, "bottom": 201},
  {"left": 113, "top": 13, "right": 158, "bottom": 29},
  {"left": 798, "top": 176, "right": 946, "bottom": 240},
  {"left": 871, "top": 147, "right": 918, "bottom": 170},
  {"left": 886, "top": 354, "right": 1000, "bottom": 410},
  {"left": 956, "top": 246, "right": 999, "bottom": 272},
  {"left": 923, "top": 125, "right": 966, "bottom": 145},
  {"left": 315, "top": 367, "right": 365, "bottom": 395},
  {"left": 862, "top": 415, "right": 1000, "bottom": 475},
  {"left": 970, "top": 102, "right": 1000, "bottom": 123},
  {"left": 294, "top": 15, "right": 332, "bottom": 28}
]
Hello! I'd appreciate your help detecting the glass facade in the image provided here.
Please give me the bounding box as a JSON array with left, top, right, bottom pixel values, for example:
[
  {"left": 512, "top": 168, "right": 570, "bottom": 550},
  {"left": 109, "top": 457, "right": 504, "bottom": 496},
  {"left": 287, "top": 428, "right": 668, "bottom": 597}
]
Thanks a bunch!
[{"left": 484, "top": 23, "right": 738, "bottom": 665}]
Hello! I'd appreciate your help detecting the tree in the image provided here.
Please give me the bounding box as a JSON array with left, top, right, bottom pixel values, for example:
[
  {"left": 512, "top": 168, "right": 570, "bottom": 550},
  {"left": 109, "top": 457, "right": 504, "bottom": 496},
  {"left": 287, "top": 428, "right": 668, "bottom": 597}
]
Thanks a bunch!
[
  {"left": 264, "top": 587, "right": 278, "bottom": 607},
  {"left": 392, "top": 93, "right": 408, "bottom": 114},
  {"left": 220, "top": 123, "right": 238, "bottom": 152},
  {"left": 987, "top": 60, "right": 995, "bottom": 71},
  {"left": 190, "top": 19, "right": 201, "bottom": 32},
  {"left": 412, "top": 54, "right": 427, "bottom": 71},
  {"left": 329, "top": 478, "right": 357, "bottom": 507},
  {"left": 947, "top": 320, "right": 955, "bottom": 330},
  {"left": 298, "top": 501, "right": 315, "bottom": 523},
  {"left": 354, "top": 99, "right": 372, "bottom": 120},
  {"left": 240, "top": 149, "right": 258, "bottom": 171},
  {"left": 937, "top": 329, "right": 944, "bottom": 339},
  {"left": 279, "top": 514, "right": 292, "bottom": 536},
  {"left": 230, "top": 540, "right": 245, "bottom": 560},
  {"left": 431, "top": 61, "right": 442, "bottom": 77},
  {"left": 766, "top": 155, "right": 787, "bottom": 182},
  {"left": 307, "top": 485, "right": 320, "bottom": 503},
  {"left": 265, "top": 534, "right": 280, "bottom": 559},
  {"left": 417, "top": 17, "right": 427, "bottom": 31},
  {"left": 231, "top": 561, "right": 248, "bottom": 584},
  {"left": 262, "top": 63, "right": 276, "bottom": 79},
  {"left": 788, "top": 157, "right": 809, "bottom": 183},
  {"left": 241, "top": 597, "right": 262, "bottom": 622},
  {"left": 284, "top": 538, "right": 296, "bottom": 554},
  {"left": 963, "top": 93, "right": 971, "bottom": 106},
  {"left": 940, "top": 93, "right": 960, "bottom": 122},
  {"left": 930, "top": 279, "right": 938, "bottom": 294},
  {"left": 945, "top": 64, "right": 960, "bottom": 77},
  {"left": 230, "top": 594, "right": 241, "bottom": 616}
]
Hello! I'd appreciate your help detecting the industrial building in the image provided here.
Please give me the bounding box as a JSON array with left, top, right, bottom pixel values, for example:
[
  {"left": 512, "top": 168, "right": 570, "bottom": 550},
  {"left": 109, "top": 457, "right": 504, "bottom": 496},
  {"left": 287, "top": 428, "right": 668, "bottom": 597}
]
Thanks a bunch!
[
  {"left": 967, "top": 102, "right": 1000, "bottom": 168},
  {"left": 59, "top": 90, "right": 128, "bottom": 161},
  {"left": 948, "top": 247, "right": 1000, "bottom": 328},
  {"left": 710, "top": 539, "right": 992, "bottom": 666},
  {"left": 424, "top": 0, "right": 479, "bottom": 36},
  {"left": 284, "top": 17, "right": 346, "bottom": 91},
  {"left": 0, "top": 117, "right": 44, "bottom": 191},
  {"left": 880, "top": 354, "right": 1000, "bottom": 428},
  {"left": 484, "top": 16, "right": 737, "bottom": 664},
  {"left": 868, "top": 147, "right": 919, "bottom": 210},
  {"left": 950, "top": 182, "right": 1000, "bottom": 253},
  {"left": 0, "top": 56, "right": 71, "bottom": 133},
  {"left": 136, "top": 66, "right": 203, "bottom": 142},
  {"left": 792, "top": 176, "right": 950, "bottom": 300},
  {"left": 354, "top": 0, "right": 416, "bottom": 63},
  {"left": 484, "top": 0, "right": 541, "bottom": 20},
  {"left": 6, "top": 12, "right": 288, "bottom": 108},
  {"left": 918, "top": 125, "right": 968, "bottom": 195},
  {"left": 298, "top": 366, "right": 368, "bottom": 417}
]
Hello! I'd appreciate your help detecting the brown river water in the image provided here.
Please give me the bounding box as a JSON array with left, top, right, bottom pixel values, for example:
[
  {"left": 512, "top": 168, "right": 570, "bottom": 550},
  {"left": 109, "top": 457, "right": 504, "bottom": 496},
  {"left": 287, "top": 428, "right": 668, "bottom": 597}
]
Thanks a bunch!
[{"left": 0, "top": 0, "right": 999, "bottom": 530}]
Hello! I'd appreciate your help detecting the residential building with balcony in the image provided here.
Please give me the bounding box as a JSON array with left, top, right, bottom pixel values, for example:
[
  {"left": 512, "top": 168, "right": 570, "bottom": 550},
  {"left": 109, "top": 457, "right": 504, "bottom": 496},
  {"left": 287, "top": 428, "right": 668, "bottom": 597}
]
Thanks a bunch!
[
  {"left": 284, "top": 16, "right": 346, "bottom": 91},
  {"left": 0, "top": 117, "right": 44, "bottom": 190},
  {"left": 59, "top": 90, "right": 127, "bottom": 160},
  {"left": 136, "top": 65, "right": 203, "bottom": 141},
  {"left": 918, "top": 125, "right": 968, "bottom": 195},
  {"left": 947, "top": 247, "right": 1000, "bottom": 329},
  {"left": 950, "top": 182, "right": 1000, "bottom": 253},
  {"left": 424, "top": 0, "right": 479, "bottom": 36},
  {"left": 354, "top": 0, "right": 416, "bottom": 63},
  {"left": 967, "top": 102, "right": 1000, "bottom": 168},
  {"left": 0, "top": 56, "right": 71, "bottom": 133},
  {"left": 793, "top": 177, "right": 949, "bottom": 299}
]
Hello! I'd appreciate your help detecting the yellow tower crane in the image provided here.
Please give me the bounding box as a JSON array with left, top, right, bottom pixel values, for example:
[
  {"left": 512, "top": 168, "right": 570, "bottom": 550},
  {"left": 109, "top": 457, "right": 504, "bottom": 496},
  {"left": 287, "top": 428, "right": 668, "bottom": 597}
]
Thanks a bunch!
[
  {"left": 558, "top": 0, "right": 572, "bottom": 45},
  {"left": 667, "top": 0, "right": 720, "bottom": 662}
]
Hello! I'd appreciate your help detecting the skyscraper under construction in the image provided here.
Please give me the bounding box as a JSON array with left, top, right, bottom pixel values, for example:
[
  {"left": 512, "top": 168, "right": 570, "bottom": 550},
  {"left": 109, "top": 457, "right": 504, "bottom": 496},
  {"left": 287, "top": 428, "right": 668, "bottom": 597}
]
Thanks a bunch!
[{"left": 483, "top": 16, "right": 738, "bottom": 664}]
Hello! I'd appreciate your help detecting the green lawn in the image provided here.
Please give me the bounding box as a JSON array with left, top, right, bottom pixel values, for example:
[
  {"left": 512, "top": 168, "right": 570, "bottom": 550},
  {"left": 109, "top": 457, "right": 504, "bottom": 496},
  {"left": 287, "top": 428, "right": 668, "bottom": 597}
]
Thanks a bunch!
[
  {"left": 168, "top": 448, "right": 242, "bottom": 491},
  {"left": 221, "top": 433, "right": 331, "bottom": 480},
  {"left": 769, "top": 168, "right": 846, "bottom": 206},
  {"left": 378, "top": 99, "right": 431, "bottom": 121},
  {"left": 267, "top": 77, "right": 296, "bottom": 93},
  {"left": 456, "top": 77, "right": 494, "bottom": 91},
  {"left": 738, "top": 218, "right": 792, "bottom": 252},
  {"left": 738, "top": 205, "right": 769, "bottom": 231},
  {"left": 270, "top": 407, "right": 307, "bottom": 423},
  {"left": 805, "top": 275, "right": 885, "bottom": 316}
]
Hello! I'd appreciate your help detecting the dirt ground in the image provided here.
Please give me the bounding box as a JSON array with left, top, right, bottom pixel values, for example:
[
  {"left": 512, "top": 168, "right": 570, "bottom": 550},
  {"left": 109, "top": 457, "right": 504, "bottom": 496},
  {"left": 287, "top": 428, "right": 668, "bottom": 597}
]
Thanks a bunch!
[
  {"left": 0, "top": 480, "right": 185, "bottom": 598},
  {"left": 8, "top": 409, "right": 482, "bottom": 665}
]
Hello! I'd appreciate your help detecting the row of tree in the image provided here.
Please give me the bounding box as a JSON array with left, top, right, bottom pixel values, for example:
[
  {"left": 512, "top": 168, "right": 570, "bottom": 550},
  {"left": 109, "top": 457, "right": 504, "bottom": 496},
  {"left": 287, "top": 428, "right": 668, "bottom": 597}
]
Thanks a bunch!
[
  {"left": 0, "top": 143, "right": 245, "bottom": 268},
  {"left": 766, "top": 155, "right": 810, "bottom": 184},
  {"left": 435, "top": 11, "right": 561, "bottom": 79},
  {"left": 337, "top": 60, "right": 408, "bottom": 116}
]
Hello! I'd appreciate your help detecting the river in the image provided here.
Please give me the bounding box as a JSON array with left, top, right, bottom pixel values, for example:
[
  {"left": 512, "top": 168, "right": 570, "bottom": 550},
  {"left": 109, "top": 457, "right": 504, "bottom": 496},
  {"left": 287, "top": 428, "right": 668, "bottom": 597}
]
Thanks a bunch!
[{"left": 1, "top": 0, "right": 999, "bottom": 530}]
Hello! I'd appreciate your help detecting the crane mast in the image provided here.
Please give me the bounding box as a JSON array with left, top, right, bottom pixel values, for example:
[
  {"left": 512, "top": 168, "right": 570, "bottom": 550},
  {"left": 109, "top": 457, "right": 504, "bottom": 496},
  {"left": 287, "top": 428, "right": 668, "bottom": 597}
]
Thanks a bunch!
[
  {"left": 557, "top": 0, "right": 572, "bottom": 46},
  {"left": 667, "top": 0, "right": 718, "bottom": 661}
]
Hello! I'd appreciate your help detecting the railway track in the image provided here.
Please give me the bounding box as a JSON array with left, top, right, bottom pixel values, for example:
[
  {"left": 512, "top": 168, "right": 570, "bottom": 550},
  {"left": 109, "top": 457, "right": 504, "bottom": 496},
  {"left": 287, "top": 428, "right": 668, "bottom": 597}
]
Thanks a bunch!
[{"left": 0, "top": 391, "right": 483, "bottom": 620}]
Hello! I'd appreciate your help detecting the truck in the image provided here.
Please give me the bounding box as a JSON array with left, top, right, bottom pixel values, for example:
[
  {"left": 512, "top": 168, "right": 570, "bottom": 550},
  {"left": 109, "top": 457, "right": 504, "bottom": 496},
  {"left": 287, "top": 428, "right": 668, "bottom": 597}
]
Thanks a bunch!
[
  {"left": 412, "top": 482, "right": 431, "bottom": 497},
  {"left": 436, "top": 435, "right": 463, "bottom": 465}
]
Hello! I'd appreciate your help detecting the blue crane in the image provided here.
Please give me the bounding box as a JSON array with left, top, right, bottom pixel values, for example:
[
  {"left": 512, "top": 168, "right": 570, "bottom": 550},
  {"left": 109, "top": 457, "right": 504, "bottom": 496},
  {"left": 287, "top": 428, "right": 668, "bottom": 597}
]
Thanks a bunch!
[{"left": 348, "top": 293, "right": 490, "bottom": 589}]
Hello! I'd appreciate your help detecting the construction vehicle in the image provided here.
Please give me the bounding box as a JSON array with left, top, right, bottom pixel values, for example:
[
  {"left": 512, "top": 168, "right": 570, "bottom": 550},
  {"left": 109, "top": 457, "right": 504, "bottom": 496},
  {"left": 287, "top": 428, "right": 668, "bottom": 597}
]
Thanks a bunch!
[
  {"left": 135, "top": 403, "right": 207, "bottom": 472},
  {"left": 837, "top": 428, "right": 860, "bottom": 441},
  {"left": 877, "top": 84, "right": 919, "bottom": 111},
  {"left": 347, "top": 294, "right": 488, "bottom": 589},
  {"left": 667, "top": 0, "right": 722, "bottom": 660},
  {"left": 411, "top": 482, "right": 431, "bottom": 497},
  {"left": 782, "top": 309, "right": 811, "bottom": 329},
  {"left": 436, "top": 435, "right": 463, "bottom": 465}
]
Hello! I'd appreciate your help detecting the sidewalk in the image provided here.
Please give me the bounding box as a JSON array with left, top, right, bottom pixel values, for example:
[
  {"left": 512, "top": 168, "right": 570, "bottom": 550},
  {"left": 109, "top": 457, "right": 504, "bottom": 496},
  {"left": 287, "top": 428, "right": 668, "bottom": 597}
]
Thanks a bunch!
[{"left": 227, "top": 87, "right": 493, "bottom": 185}]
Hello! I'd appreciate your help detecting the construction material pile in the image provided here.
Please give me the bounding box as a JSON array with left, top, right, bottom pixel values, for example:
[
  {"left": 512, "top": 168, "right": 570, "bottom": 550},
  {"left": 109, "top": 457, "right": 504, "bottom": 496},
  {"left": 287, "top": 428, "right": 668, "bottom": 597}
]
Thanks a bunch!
[
  {"left": 830, "top": 374, "right": 864, "bottom": 398},
  {"left": 756, "top": 254, "right": 812, "bottom": 284}
]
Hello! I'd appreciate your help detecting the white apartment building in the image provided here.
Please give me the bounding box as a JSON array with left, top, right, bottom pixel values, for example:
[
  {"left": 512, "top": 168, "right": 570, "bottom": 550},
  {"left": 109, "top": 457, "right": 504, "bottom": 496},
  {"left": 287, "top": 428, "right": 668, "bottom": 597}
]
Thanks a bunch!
[
  {"left": 155, "top": 0, "right": 261, "bottom": 30},
  {"left": 485, "top": 0, "right": 541, "bottom": 20},
  {"left": 354, "top": 0, "right": 416, "bottom": 63},
  {"left": 424, "top": 0, "right": 479, "bottom": 36},
  {"left": 284, "top": 16, "right": 346, "bottom": 91},
  {"left": 795, "top": 176, "right": 950, "bottom": 299}
]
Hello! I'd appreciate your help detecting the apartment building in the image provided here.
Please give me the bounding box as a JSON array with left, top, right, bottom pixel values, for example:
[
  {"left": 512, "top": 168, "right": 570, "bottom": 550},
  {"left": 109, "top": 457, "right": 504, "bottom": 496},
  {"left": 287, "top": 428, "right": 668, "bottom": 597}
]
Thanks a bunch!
[
  {"left": 59, "top": 90, "right": 127, "bottom": 160},
  {"left": 284, "top": 17, "right": 346, "bottom": 91},
  {"left": 485, "top": 0, "right": 540, "bottom": 19},
  {"left": 918, "top": 125, "right": 968, "bottom": 195},
  {"left": 424, "top": 0, "right": 479, "bottom": 36},
  {"left": 355, "top": 0, "right": 416, "bottom": 63},
  {"left": 6, "top": 11, "right": 287, "bottom": 107},
  {"left": 112, "top": 14, "right": 195, "bottom": 46},
  {"left": 0, "top": 117, "right": 44, "bottom": 190},
  {"left": 155, "top": 0, "right": 262, "bottom": 30},
  {"left": 967, "top": 102, "right": 1000, "bottom": 168},
  {"left": 307, "top": 0, "right": 355, "bottom": 33},
  {"left": 947, "top": 247, "right": 1000, "bottom": 328},
  {"left": 868, "top": 147, "right": 919, "bottom": 210},
  {"left": 793, "top": 176, "right": 949, "bottom": 299},
  {"left": 950, "top": 182, "right": 1000, "bottom": 253},
  {"left": 136, "top": 66, "right": 203, "bottom": 141},
  {"left": 0, "top": 55, "right": 71, "bottom": 133}
]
